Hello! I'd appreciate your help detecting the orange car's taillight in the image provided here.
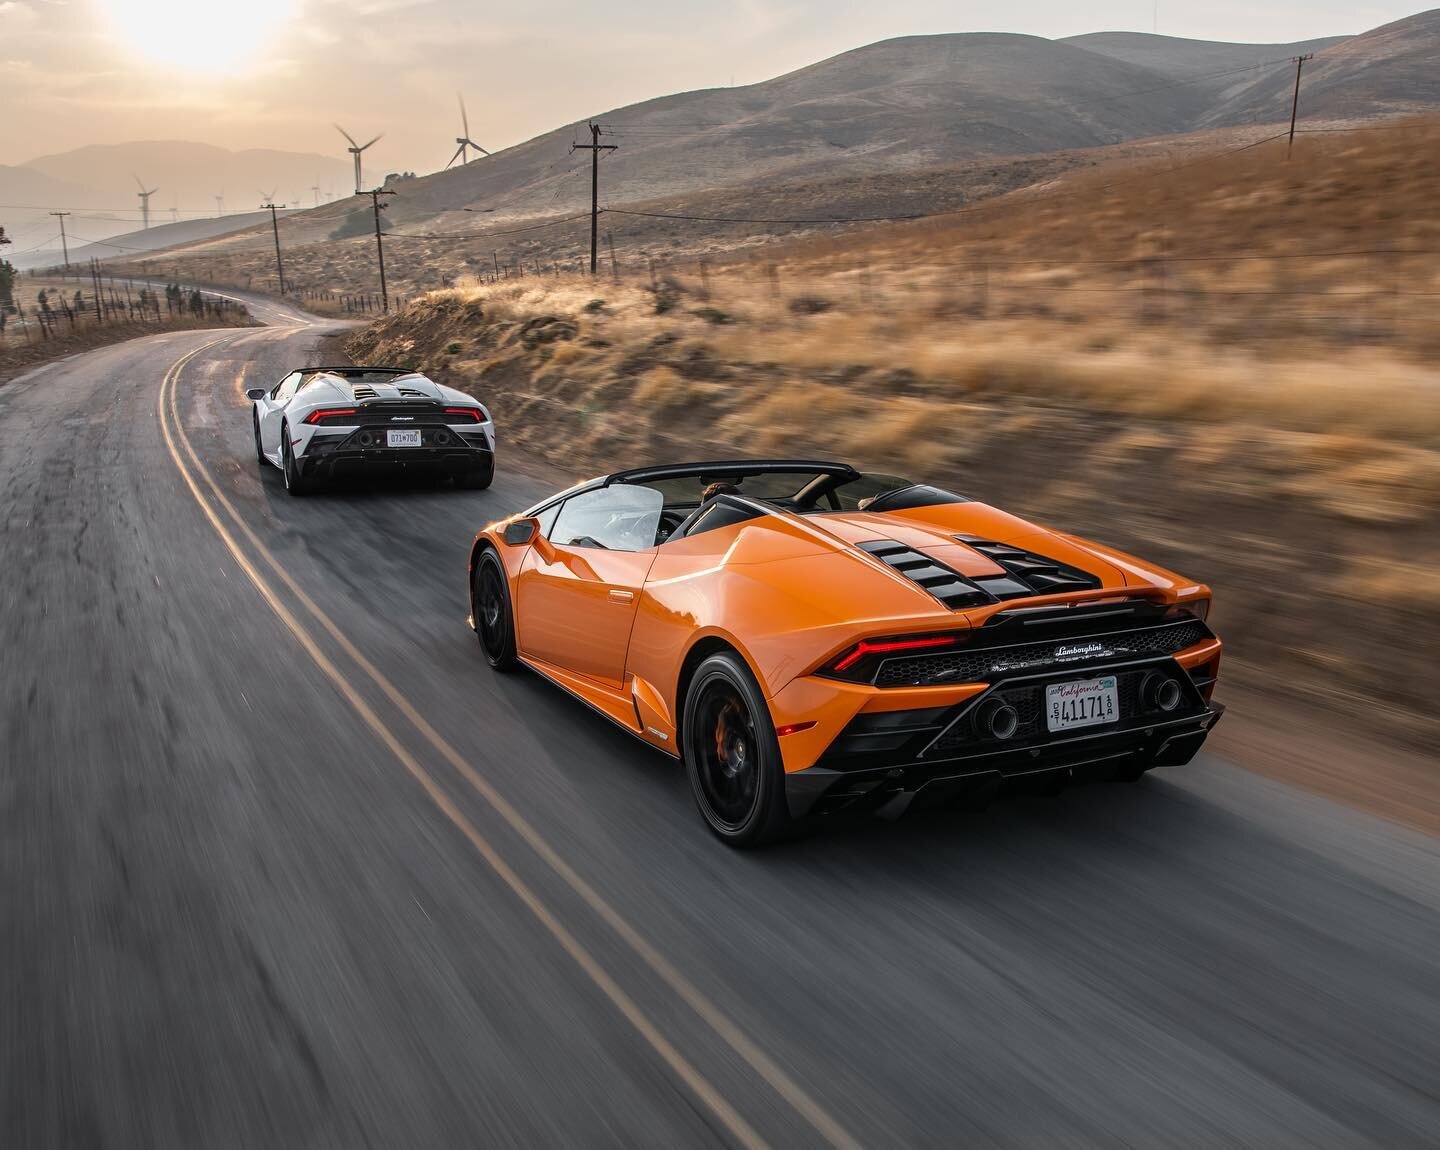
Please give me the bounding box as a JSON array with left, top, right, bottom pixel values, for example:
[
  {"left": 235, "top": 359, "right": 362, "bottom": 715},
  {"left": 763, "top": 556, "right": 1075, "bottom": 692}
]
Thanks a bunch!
[{"left": 823, "top": 633, "right": 962, "bottom": 681}]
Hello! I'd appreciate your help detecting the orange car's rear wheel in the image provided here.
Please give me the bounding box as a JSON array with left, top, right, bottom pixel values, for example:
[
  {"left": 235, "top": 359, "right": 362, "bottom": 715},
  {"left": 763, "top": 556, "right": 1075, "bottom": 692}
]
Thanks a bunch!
[{"left": 683, "top": 653, "right": 792, "bottom": 847}]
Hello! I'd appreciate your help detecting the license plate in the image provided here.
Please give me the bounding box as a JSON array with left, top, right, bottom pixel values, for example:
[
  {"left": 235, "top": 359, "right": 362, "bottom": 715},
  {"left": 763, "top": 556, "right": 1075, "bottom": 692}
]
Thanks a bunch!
[
  {"left": 1045, "top": 676, "right": 1118, "bottom": 733},
  {"left": 386, "top": 429, "right": 422, "bottom": 448}
]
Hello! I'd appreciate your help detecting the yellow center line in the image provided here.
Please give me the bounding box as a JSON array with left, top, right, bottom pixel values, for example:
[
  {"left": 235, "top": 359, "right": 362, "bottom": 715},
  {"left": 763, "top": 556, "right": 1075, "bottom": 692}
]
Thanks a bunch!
[
  {"left": 166, "top": 335, "right": 863, "bottom": 1150},
  {"left": 156, "top": 342, "right": 772, "bottom": 1150}
]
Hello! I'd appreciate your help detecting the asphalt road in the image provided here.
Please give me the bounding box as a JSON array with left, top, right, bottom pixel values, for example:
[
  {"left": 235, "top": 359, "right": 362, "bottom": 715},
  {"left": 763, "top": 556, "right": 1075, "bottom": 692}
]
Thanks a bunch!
[{"left": 3, "top": 301, "right": 1439, "bottom": 1149}]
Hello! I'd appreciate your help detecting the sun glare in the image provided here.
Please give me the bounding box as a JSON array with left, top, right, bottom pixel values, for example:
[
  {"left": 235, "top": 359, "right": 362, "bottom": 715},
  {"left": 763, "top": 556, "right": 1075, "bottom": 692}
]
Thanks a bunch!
[{"left": 99, "top": 0, "right": 299, "bottom": 72}]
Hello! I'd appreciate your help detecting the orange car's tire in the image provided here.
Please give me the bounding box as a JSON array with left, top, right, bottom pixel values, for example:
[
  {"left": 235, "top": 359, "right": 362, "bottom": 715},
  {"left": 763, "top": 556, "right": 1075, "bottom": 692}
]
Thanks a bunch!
[
  {"left": 473, "top": 549, "right": 518, "bottom": 671},
  {"left": 682, "top": 652, "right": 793, "bottom": 848}
]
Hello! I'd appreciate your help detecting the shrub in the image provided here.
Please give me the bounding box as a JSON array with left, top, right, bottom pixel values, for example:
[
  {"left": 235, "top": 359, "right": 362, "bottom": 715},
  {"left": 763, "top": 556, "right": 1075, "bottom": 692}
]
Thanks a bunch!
[
  {"left": 691, "top": 306, "right": 734, "bottom": 325},
  {"left": 788, "top": 295, "right": 833, "bottom": 316}
]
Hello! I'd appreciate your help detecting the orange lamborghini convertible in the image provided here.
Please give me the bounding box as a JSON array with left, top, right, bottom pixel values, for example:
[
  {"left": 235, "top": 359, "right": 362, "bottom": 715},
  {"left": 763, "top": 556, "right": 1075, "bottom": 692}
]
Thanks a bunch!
[{"left": 468, "top": 460, "right": 1223, "bottom": 845}]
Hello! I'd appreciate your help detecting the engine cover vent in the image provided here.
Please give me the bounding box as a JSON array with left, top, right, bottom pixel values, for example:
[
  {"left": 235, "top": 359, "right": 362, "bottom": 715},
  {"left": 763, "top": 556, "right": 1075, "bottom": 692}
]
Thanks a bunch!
[
  {"left": 954, "top": 535, "right": 1102, "bottom": 597},
  {"left": 857, "top": 540, "right": 991, "bottom": 609}
]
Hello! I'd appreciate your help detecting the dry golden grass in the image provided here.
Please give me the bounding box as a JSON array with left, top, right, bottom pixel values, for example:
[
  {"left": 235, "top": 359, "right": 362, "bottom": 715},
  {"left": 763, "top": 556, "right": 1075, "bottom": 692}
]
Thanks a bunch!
[{"left": 423, "top": 264, "right": 1440, "bottom": 450}]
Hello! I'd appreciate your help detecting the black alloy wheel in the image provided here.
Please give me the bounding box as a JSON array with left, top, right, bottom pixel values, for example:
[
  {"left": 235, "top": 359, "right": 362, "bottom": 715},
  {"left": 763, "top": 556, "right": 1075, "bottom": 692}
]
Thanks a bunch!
[
  {"left": 473, "top": 550, "right": 518, "bottom": 670},
  {"left": 281, "top": 425, "right": 310, "bottom": 496},
  {"left": 683, "top": 652, "right": 792, "bottom": 847}
]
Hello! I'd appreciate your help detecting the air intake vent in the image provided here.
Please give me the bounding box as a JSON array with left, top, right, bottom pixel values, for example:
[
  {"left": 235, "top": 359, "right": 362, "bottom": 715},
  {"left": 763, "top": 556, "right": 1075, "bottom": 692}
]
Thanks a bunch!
[
  {"left": 955, "top": 535, "right": 1101, "bottom": 598},
  {"left": 398, "top": 387, "right": 430, "bottom": 398},
  {"left": 857, "top": 540, "right": 990, "bottom": 609},
  {"left": 353, "top": 386, "right": 379, "bottom": 400}
]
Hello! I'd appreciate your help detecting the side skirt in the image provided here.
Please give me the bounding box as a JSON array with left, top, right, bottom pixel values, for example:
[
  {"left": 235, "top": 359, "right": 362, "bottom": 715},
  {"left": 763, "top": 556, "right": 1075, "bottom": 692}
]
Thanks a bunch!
[{"left": 521, "top": 655, "right": 681, "bottom": 760}]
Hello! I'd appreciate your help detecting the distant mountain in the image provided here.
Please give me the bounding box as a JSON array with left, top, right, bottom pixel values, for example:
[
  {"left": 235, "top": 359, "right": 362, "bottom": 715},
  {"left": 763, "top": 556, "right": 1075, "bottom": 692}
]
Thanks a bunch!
[
  {"left": 364, "top": 13, "right": 1440, "bottom": 233},
  {"left": 111, "top": 9, "right": 1440, "bottom": 263},
  {"left": 20, "top": 141, "right": 353, "bottom": 215},
  {"left": 367, "top": 32, "right": 1226, "bottom": 231},
  {"left": 10, "top": 210, "right": 283, "bottom": 271},
  {"left": 0, "top": 163, "right": 92, "bottom": 206}
]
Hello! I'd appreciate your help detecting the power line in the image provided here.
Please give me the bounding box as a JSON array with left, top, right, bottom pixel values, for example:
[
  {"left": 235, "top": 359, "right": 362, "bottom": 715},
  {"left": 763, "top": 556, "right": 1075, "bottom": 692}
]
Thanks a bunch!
[
  {"left": 603, "top": 206, "right": 925, "bottom": 225},
  {"left": 384, "top": 210, "right": 593, "bottom": 241},
  {"left": 598, "top": 130, "right": 1292, "bottom": 231},
  {"left": 1083, "top": 56, "right": 1298, "bottom": 104},
  {"left": 6, "top": 232, "right": 62, "bottom": 256}
]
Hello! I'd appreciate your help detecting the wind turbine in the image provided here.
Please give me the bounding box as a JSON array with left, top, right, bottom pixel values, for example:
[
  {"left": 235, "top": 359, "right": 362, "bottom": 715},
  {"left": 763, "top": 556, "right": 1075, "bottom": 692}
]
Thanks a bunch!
[
  {"left": 214, "top": 192, "right": 225, "bottom": 217},
  {"left": 311, "top": 184, "right": 320, "bottom": 206},
  {"left": 447, "top": 94, "right": 491, "bottom": 168},
  {"left": 335, "top": 123, "right": 382, "bottom": 194},
  {"left": 134, "top": 174, "right": 159, "bottom": 229}
]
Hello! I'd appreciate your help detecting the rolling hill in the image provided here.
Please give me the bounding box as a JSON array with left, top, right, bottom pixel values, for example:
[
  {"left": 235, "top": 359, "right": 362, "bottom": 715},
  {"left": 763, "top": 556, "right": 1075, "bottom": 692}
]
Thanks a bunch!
[
  {"left": 106, "top": 9, "right": 1440, "bottom": 278},
  {"left": 1200, "top": 9, "right": 1440, "bottom": 127},
  {"left": 1061, "top": 31, "right": 1348, "bottom": 91},
  {"left": 10, "top": 211, "right": 285, "bottom": 272}
]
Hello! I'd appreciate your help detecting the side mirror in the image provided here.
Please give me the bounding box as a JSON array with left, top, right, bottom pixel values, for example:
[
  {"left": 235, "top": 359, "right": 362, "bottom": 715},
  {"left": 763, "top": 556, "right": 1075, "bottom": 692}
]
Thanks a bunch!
[
  {"left": 245, "top": 387, "right": 269, "bottom": 401},
  {"left": 503, "top": 518, "right": 539, "bottom": 546}
]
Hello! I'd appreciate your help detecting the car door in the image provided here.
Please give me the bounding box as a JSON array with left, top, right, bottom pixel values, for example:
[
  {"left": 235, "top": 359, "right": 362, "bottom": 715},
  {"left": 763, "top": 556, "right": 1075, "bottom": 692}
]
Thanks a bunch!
[
  {"left": 257, "top": 371, "right": 303, "bottom": 460},
  {"left": 516, "top": 484, "right": 663, "bottom": 687}
]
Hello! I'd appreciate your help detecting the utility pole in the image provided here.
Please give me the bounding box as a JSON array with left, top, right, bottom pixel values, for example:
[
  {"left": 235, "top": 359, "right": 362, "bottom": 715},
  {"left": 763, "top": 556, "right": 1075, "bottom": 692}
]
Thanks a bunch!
[
  {"left": 363, "top": 188, "right": 396, "bottom": 312},
  {"left": 261, "top": 201, "right": 286, "bottom": 294},
  {"left": 49, "top": 212, "right": 71, "bottom": 269},
  {"left": 1287, "top": 54, "right": 1314, "bottom": 158},
  {"left": 571, "top": 122, "right": 616, "bottom": 275},
  {"left": 89, "top": 258, "right": 103, "bottom": 322}
]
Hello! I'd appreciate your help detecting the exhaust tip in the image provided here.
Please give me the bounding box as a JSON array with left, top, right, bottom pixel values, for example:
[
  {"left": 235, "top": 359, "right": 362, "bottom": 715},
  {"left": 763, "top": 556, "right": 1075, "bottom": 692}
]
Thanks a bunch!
[
  {"left": 975, "top": 699, "right": 1020, "bottom": 741},
  {"left": 1142, "top": 673, "right": 1183, "bottom": 713}
]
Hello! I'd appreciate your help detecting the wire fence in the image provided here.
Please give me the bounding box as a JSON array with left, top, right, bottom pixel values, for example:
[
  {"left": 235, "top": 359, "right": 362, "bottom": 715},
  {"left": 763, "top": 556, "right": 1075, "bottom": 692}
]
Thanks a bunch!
[{"left": 0, "top": 272, "right": 248, "bottom": 349}]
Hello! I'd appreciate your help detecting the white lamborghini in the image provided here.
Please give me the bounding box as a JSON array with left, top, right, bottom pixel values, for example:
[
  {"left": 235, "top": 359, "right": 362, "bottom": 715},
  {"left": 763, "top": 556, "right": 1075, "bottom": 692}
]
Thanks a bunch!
[{"left": 246, "top": 365, "right": 495, "bottom": 495}]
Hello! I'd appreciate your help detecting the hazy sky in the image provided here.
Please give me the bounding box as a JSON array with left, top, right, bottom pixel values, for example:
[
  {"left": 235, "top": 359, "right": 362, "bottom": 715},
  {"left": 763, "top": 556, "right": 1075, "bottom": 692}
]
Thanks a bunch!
[{"left": 0, "top": 0, "right": 1426, "bottom": 175}]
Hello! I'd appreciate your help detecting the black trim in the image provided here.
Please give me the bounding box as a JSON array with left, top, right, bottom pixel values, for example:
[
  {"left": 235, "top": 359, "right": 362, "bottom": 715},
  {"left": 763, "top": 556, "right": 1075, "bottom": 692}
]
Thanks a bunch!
[
  {"left": 294, "top": 365, "right": 413, "bottom": 377},
  {"left": 786, "top": 703, "right": 1222, "bottom": 819},
  {"left": 813, "top": 652, "right": 1215, "bottom": 777},
  {"left": 606, "top": 458, "right": 859, "bottom": 486},
  {"left": 669, "top": 496, "right": 763, "bottom": 541},
  {"left": 862, "top": 484, "right": 971, "bottom": 512},
  {"left": 869, "top": 618, "right": 1213, "bottom": 688},
  {"left": 299, "top": 431, "right": 492, "bottom": 481},
  {"left": 917, "top": 655, "right": 1203, "bottom": 757}
]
